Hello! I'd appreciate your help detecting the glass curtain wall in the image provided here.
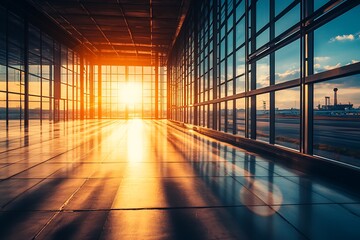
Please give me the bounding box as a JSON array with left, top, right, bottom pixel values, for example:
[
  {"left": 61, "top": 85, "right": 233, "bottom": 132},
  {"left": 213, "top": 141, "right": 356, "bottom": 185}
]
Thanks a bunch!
[
  {"left": 168, "top": 0, "right": 360, "bottom": 167},
  {"left": 96, "top": 65, "right": 167, "bottom": 119},
  {"left": 0, "top": 5, "right": 91, "bottom": 128}
]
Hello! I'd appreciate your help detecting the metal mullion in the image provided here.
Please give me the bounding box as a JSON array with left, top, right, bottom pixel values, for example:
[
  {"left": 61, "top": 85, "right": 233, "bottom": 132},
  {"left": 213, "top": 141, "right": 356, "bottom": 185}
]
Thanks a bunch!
[
  {"left": 39, "top": 31, "right": 43, "bottom": 123},
  {"left": 250, "top": 0, "right": 257, "bottom": 140},
  {"left": 212, "top": 1, "right": 218, "bottom": 130},
  {"left": 232, "top": 0, "right": 237, "bottom": 135},
  {"left": 301, "top": 0, "right": 314, "bottom": 154},
  {"left": 98, "top": 64, "right": 102, "bottom": 119},
  {"left": 244, "top": 0, "right": 250, "bottom": 138},
  {"left": 305, "top": 62, "right": 360, "bottom": 84},
  {"left": 269, "top": 0, "right": 275, "bottom": 144},
  {"left": 224, "top": 0, "right": 228, "bottom": 133},
  {"left": 193, "top": 4, "right": 199, "bottom": 126},
  {"left": 255, "top": 0, "right": 299, "bottom": 38},
  {"left": 5, "top": 9, "right": 9, "bottom": 127},
  {"left": 305, "top": 0, "right": 358, "bottom": 33},
  {"left": 24, "top": 15, "right": 29, "bottom": 129}
]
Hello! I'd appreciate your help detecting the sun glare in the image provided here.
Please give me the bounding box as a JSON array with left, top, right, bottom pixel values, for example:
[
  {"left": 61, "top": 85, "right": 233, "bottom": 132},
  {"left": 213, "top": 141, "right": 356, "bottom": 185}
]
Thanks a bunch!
[{"left": 119, "top": 82, "right": 142, "bottom": 105}]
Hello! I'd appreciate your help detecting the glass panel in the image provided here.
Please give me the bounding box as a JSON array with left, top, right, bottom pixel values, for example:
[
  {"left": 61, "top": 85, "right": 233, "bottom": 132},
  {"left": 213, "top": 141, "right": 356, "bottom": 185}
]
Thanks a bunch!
[
  {"left": 29, "top": 96, "right": 40, "bottom": 119},
  {"left": 236, "top": 98, "right": 245, "bottom": 136},
  {"left": 235, "top": 47, "right": 245, "bottom": 77},
  {"left": 256, "top": 28, "right": 269, "bottom": 49},
  {"left": 235, "top": 18, "right": 245, "bottom": 48},
  {"left": 256, "top": 0, "right": 269, "bottom": 32},
  {"left": 275, "top": 39, "right": 300, "bottom": 84},
  {"left": 0, "top": 65, "right": 5, "bottom": 91},
  {"left": 235, "top": 75, "right": 245, "bottom": 94},
  {"left": 29, "top": 75, "right": 41, "bottom": 96},
  {"left": 275, "top": 4, "right": 300, "bottom": 37},
  {"left": 227, "top": 100, "right": 234, "bottom": 133},
  {"left": 314, "top": 74, "right": 360, "bottom": 167},
  {"left": 275, "top": 87, "right": 300, "bottom": 150},
  {"left": 256, "top": 55, "right": 270, "bottom": 89},
  {"left": 0, "top": 92, "right": 6, "bottom": 120},
  {"left": 314, "top": 0, "right": 331, "bottom": 11},
  {"left": 314, "top": 6, "right": 360, "bottom": 74},
  {"left": 257, "top": 93, "right": 269, "bottom": 142},
  {"left": 227, "top": 55, "right": 233, "bottom": 81},
  {"left": 220, "top": 102, "right": 226, "bottom": 132},
  {"left": 275, "top": 0, "right": 293, "bottom": 16},
  {"left": 8, "top": 68, "right": 22, "bottom": 93}
]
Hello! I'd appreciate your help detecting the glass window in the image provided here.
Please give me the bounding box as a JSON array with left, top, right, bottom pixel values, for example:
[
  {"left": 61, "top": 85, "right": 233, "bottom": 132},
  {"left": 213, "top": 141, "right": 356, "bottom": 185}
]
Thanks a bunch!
[
  {"left": 227, "top": 55, "right": 233, "bottom": 81},
  {"left": 256, "top": 55, "right": 270, "bottom": 89},
  {"left": 0, "top": 65, "right": 6, "bottom": 91},
  {"left": 29, "top": 96, "right": 40, "bottom": 119},
  {"left": 220, "top": 102, "right": 226, "bottom": 132},
  {"left": 314, "top": 6, "right": 360, "bottom": 74},
  {"left": 227, "top": 80, "right": 233, "bottom": 96},
  {"left": 275, "top": 0, "right": 293, "bottom": 16},
  {"left": 8, "top": 68, "right": 22, "bottom": 94},
  {"left": 29, "top": 75, "right": 41, "bottom": 96},
  {"left": 314, "top": 0, "right": 331, "bottom": 11},
  {"left": 257, "top": 93, "right": 270, "bottom": 142},
  {"left": 314, "top": 74, "right": 360, "bottom": 167},
  {"left": 275, "top": 40, "right": 300, "bottom": 84},
  {"left": 235, "top": 47, "right": 245, "bottom": 77},
  {"left": 236, "top": 98, "right": 245, "bottom": 136},
  {"left": 256, "top": 0, "right": 270, "bottom": 32},
  {"left": 0, "top": 92, "right": 5, "bottom": 120},
  {"left": 236, "top": 0, "right": 245, "bottom": 21},
  {"left": 275, "top": 87, "right": 300, "bottom": 150},
  {"left": 235, "top": 75, "right": 245, "bottom": 94},
  {"left": 8, "top": 93, "right": 23, "bottom": 120},
  {"left": 227, "top": 30, "right": 234, "bottom": 55},
  {"left": 227, "top": 100, "right": 234, "bottom": 133},
  {"left": 256, "top": 28, "right": 269, "bottom": 49},
  {"left": 275, "top": 4, "right": 300, "bottom": 37}
]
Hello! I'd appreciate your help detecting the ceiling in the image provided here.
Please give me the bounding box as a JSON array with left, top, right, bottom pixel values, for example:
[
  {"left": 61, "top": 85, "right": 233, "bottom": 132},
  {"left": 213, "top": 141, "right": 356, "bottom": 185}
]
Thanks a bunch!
[{"left": 26, "top": 0, "right": 191, "bottom": 66}]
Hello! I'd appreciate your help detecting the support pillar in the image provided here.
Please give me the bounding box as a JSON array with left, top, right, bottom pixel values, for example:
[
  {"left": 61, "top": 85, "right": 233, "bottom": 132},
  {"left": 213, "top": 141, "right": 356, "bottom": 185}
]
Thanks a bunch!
[
  {"left": 53, "top": 43, "right": 61, "bottom": 122},
  {"left": 98, "top": 64, "right": 102, "bottom": 119},
  {"left": 80, "top": 57, "right": 84, "bottom": 120},
  {"left": 155, "top": 52, "right": 159, "bottom": 119},
  {"left": 89, "top": 63, "right": 94, "bottom": 119},
  {"left": 24, "top": 17, "right": 29, "bottom": 128}
]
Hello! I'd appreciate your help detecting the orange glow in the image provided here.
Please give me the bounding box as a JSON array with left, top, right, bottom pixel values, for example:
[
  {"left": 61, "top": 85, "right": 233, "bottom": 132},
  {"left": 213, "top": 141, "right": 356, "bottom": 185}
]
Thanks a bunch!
[
  {"left": 119, "top": 82, "right": 142, "bottom": 105},
  {"left": 127, "top": 119, "right": 144, "bottom": 163}
]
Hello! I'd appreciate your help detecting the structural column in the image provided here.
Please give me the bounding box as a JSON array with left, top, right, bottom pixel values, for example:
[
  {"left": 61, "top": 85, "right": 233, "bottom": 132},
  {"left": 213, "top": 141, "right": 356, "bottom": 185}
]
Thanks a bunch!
[
  {"left": 212, "top": 1, "right": 218, "bottom": 130},
  {"left": 80, "top": 56, "right": 84, "bottom": 120},
  {"left": 24, "top": 16, "right": 29, "bottom": 128},
  {"left": 269, "top": 0, "right": 275, "bottom": 144},
  {"left": 301, "top": 0, "right": 314, "bottom": 154},
  {"left": 193, "top": 2, "right": 199, "bottom": 126},
  {"left": 53, "top": 43, "right": 61, "bottom": 122},
  {"left": 98, "top": 64, "right": 102, "bottom": 119},
  {"left": 249, "top": 0, "right": 257, "bottom": 139},
  {"left": 89, "top": 63, "right": 94, "bottom": 119},
  {"left": 155, "top": 52, "right": 159, "bottom": 119}
]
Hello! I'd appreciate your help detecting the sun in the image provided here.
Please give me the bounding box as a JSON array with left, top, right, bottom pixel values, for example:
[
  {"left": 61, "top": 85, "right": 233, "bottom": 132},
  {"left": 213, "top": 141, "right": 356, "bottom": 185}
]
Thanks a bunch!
[{"left": 119, "top": 82, "right": 142, "bottom": 105}]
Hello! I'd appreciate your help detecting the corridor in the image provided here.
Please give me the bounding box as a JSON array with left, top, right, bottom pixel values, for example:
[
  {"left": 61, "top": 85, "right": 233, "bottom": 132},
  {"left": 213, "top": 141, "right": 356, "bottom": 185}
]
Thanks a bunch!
[{"left": 0, "top": 120, "right": 359, "bottom": 239}]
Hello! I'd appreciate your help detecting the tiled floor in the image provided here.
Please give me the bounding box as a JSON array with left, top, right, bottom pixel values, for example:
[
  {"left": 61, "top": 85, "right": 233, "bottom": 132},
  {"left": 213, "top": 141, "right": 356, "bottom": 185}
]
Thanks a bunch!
[{"left": 0, "top": 119, "right": 359, "bottom": 239}]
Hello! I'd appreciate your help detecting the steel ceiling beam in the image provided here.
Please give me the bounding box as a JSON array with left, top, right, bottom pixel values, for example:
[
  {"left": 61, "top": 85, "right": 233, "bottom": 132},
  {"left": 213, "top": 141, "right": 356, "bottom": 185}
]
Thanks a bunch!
[
  {"left": 78, "top": 0, "right": 119, "bottom": 57},
  {"left": 116, "top": 0, "right": 139, "bottom": 57}
]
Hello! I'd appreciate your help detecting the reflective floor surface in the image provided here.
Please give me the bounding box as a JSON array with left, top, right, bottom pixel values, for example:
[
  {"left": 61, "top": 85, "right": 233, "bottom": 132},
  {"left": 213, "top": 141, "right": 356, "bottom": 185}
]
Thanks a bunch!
[{"left": 0, "top": 119, "right": 359, "bottom": 239}]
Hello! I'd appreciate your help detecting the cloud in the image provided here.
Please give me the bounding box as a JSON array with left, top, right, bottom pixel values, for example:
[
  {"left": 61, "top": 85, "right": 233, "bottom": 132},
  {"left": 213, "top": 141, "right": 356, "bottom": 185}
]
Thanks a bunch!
[
  {"left": 323, "top": 63, "right": 341, "bottom": 70},
  {"left": 330, "top": 34, "right": 355, "bottom": 42},
  {"left": 314, "top": 56, "right": 330, "bottom": 62},
  {"left": 314, "top": 63, "right": 341, "bottom": 73},
  {"left": 275, "top": 69, "right": 300, "bottom": 81},
  {"left": 314, "top": 63, "right": 321, "bottom": 69}
]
